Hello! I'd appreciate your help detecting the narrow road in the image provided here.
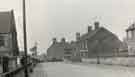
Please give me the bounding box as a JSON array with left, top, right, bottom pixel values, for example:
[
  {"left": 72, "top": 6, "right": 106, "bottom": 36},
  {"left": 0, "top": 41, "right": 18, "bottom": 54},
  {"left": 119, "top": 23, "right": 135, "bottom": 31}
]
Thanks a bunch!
[{"left": 31, "top": 62, "right": 135, "bottom": 77}]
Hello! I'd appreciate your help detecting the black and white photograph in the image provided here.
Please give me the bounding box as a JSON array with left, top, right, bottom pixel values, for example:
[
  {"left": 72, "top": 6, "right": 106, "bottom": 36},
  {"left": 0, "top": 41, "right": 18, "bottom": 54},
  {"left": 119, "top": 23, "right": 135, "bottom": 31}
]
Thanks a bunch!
[{"left": 0, "top": 0, "right": 135, "bottom": 77}]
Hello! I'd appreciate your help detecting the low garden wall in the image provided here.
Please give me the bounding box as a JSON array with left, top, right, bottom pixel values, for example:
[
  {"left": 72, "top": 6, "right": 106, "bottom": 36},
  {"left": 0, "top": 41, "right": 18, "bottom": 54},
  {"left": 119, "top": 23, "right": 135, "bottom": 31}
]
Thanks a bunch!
[{"left": 82, "top": 57, "right": 135, "bottom": 66}]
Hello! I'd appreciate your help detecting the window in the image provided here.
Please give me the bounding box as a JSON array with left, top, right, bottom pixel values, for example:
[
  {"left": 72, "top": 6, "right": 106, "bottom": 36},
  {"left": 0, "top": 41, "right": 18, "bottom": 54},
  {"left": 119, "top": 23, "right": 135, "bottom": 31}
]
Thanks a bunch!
[
  {"left": 0, "top": 36, "right": 5, "bottom": 47},
  {"left": 81, "top": 41, "right": 86, "bottom": 49},
  {"left": 0, "top": 57, "right": 2, "bottom": 64},
  {"left": 83, "top": 41, "right": 85, "bottom": 49},
  {"left": 81, "top": 42, "right": 84, "bottom": 49},
  {"left": 128, "top": 31, "right": 132, "bottom": 39},
  {"left": 85, "top": 40, "right": 88, "bottom": 49}
]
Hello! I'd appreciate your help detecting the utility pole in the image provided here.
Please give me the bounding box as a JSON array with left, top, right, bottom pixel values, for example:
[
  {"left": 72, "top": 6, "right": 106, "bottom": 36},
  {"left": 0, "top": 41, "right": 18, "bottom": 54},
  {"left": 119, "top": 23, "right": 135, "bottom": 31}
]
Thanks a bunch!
[
  {"left": 23, "top": 0, "right": 29, "bottom": 77},
  {"left": 34, "top": 42, "right": 38, "bottom": 56}
]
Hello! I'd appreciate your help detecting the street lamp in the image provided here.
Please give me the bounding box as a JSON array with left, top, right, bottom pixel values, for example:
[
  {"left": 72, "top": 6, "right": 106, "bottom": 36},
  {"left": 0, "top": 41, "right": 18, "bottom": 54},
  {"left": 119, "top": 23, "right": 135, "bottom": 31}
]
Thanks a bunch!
[{"left": 23, "top": 0, "right": 29, "bottom": 77}]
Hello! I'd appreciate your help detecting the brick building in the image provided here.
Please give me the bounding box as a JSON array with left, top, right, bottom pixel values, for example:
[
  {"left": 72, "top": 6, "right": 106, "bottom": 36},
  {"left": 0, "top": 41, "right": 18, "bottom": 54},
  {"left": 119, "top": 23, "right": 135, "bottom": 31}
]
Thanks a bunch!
[
  {"left": 47, "top": 21, "right": 125, "bottom": 61},
  {"left": 76, "top": 21, "right": 123, "bottom": 58},
  {"left": 47, "top": 38, "right": 76, "bottom": 60}
]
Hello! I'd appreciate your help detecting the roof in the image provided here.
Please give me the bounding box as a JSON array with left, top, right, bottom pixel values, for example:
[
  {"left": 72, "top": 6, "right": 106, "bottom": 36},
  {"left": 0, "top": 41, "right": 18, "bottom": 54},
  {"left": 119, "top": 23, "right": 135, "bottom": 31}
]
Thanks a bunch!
[
  {"left": 0, "top": 10, "right": 16, "bottom": 33},
  {"left": 52, "top": 42, "right": 73, "bottom": 50},
  {"left": 126, "top": 23, "right": 135, "bottom": 32},
  {"left": 79, "top": 27, "right": 115, "bottom": 41},
  {"left": 79, "top": 27, "right": 101, "bottom": 41},
  {"left": 47, "top": 41, "right": 76, "bottom": 53}
]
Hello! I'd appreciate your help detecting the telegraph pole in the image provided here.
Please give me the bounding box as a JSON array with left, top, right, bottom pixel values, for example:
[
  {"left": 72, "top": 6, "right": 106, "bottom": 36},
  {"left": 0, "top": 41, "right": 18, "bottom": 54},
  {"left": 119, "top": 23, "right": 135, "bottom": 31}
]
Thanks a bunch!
[{"left": 23, "top": 0, "right": 29, "bottom": 77}]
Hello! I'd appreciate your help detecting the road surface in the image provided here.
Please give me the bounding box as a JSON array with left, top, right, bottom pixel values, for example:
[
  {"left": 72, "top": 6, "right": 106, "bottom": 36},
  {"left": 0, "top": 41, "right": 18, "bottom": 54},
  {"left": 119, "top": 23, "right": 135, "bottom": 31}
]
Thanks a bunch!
[{"left": 30, "top": 62, "right": 135, "bottom": 77}]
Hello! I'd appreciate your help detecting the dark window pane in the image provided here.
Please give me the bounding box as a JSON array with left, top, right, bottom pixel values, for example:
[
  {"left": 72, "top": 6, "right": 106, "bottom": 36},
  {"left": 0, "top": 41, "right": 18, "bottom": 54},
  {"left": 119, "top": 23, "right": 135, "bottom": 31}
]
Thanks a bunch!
[{"left": 0, "top": 40, "right": 4, "bottom": 47}]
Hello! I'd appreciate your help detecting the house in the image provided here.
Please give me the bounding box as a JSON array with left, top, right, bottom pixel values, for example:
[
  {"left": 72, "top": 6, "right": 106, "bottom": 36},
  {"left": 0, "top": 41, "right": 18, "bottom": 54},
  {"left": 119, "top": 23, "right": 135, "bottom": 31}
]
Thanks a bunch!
[
  {"left": 47, "top": 21, "right": 124, "bottom": 61},
  {"left": 125, "top": 23, "right": 135, "bottom": 55},
  {"left": 0, "top": 10, "right": 19, "bottom": 73},
  {"left": 47, "top": 37, "right": 79, "bottom": 61},
  {"left": 47, "top": 38, "right": 65, "bottom": 60},
  {"left": 47, "top": 38, "right": 70, "bottom": 60},
  {"left": 77, "top": 21, "right": 123, "bottom": 58}
]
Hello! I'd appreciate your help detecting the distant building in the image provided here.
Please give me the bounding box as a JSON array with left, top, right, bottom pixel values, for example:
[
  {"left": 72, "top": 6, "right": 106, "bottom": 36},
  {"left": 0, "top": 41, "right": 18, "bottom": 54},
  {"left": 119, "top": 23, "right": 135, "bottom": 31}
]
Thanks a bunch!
[
  {"left": 0, "top": 10, "right": 19, "bottom": 73},
  {"left": 47, "top": 38, "right": 76, "bottom": 60},
  {"left": 125, "top": 23, "right": 135, "bottom": 55},
  {"left": 47, "top": 21, "right": 125, "bottom": 61},
  {"left": 77, "top": 21, "right": 123, "bottom": 58}
]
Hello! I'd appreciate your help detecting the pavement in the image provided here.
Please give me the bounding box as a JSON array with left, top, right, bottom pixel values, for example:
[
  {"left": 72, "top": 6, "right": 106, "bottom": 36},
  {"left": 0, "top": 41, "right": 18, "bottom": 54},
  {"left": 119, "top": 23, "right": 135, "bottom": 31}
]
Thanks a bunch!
[
  {"left": 30, "top": 62, "right": 135, "bottom": 77},
  {"left": 30, "top": 64, "right": 47, "bottom": 77}
]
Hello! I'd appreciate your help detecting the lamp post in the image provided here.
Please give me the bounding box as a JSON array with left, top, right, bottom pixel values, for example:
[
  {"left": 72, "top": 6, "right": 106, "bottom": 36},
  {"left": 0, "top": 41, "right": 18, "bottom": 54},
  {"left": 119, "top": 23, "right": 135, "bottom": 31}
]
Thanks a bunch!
[{"left": 23, "top": 0, "right": 29, "bottom": 77}]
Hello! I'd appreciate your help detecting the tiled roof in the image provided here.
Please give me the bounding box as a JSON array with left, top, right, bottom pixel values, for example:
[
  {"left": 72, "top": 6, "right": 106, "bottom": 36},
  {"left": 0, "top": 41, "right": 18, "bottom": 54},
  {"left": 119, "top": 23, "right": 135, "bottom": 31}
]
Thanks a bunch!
[
  {"left": 79, "top": 27, "right": 116, "bottom": 41},
  {"left": 79, "top": 28, "right": 102, "bottom": 41},
  {"left": 0, "top": 10, "right": 16, "bottom": 33}
]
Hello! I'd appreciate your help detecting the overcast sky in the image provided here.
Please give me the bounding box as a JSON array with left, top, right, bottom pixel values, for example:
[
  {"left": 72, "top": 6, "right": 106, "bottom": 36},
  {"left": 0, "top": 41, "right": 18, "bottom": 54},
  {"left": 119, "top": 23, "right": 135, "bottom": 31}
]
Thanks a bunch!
[{"left": 0, "top": 0, "right": 135, "bottom": 53}]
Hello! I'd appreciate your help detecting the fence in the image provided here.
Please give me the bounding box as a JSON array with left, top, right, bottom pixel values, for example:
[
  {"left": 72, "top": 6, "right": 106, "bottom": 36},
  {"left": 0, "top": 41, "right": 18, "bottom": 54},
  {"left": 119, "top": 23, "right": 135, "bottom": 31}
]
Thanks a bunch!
[{"left": 0, "top": 63, "right": 33, "bottom": 77}]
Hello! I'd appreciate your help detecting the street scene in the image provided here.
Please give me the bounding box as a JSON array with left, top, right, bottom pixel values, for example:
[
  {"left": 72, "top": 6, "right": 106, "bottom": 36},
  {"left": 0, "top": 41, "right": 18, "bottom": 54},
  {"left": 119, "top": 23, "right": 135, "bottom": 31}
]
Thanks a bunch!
[
  {"left": 1, "top": 0, "right": 135, "bottom": 77},
  {"left": 31, "top": 62, "right": 135, "bottom": 77}
]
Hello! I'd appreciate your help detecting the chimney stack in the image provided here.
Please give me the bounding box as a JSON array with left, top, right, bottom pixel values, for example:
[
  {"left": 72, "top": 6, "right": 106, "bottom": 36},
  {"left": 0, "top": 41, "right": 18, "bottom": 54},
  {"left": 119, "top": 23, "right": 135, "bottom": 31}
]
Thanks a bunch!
[
  {"left": 61, "top": 37, "right": 66, "bottom": 43},
  {"left": 88, "top": 26, "right": 92, "bottom": 33},
  {"left": 52, "top": 38, "right": 57, "bottom": 44},
  {"left": 94, "top": 21, "right": 100, "bottom": 30},
  {"left": 76, "top": 32, "right": 80, "bottom": 41}
]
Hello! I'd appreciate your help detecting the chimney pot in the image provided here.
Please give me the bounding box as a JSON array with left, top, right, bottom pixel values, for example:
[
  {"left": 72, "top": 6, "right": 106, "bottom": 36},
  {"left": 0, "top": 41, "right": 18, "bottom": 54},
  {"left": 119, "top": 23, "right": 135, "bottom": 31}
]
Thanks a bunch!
[
  {"left": 61, "top": 37, "right": 66, "bottom": 43},
  {"left": 94, "top": 21, "right": 100, "bottom": 30},
  {"left": 88, "top": 26, "right": 92, "bottom": 33},
  {"left": 76, "top": 32, "right": 80, "bottom": 41},
  {"left": 52, "top": 38, "right": 57, "bottom": 44}
]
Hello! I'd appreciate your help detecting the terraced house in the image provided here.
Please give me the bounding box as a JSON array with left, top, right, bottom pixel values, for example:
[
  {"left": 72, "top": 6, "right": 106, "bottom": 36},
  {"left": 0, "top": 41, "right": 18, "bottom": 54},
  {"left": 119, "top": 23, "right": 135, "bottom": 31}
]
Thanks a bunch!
[
  {"left": 47, "top": 38, "right": 74, "bottom": 60},
  {"left": 47, "top": 21, "right": 126, "bottom": 62},
  {"left": 76, "top": 21, "right": 124, "bottom": 58}
]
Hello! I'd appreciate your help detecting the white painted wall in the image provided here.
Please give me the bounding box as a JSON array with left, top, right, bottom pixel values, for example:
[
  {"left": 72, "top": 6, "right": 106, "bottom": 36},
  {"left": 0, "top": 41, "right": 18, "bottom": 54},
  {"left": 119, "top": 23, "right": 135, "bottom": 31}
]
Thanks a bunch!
[{"left": 82, "top": 57, "right": 135, "bottom": 66}]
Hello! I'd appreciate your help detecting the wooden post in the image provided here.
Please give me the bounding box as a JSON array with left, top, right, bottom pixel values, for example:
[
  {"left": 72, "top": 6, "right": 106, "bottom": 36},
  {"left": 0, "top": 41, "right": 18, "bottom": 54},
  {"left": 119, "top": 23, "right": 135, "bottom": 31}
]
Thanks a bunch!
[{"left": 23, "top": 0, "right": 29, "bottom": 77}]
